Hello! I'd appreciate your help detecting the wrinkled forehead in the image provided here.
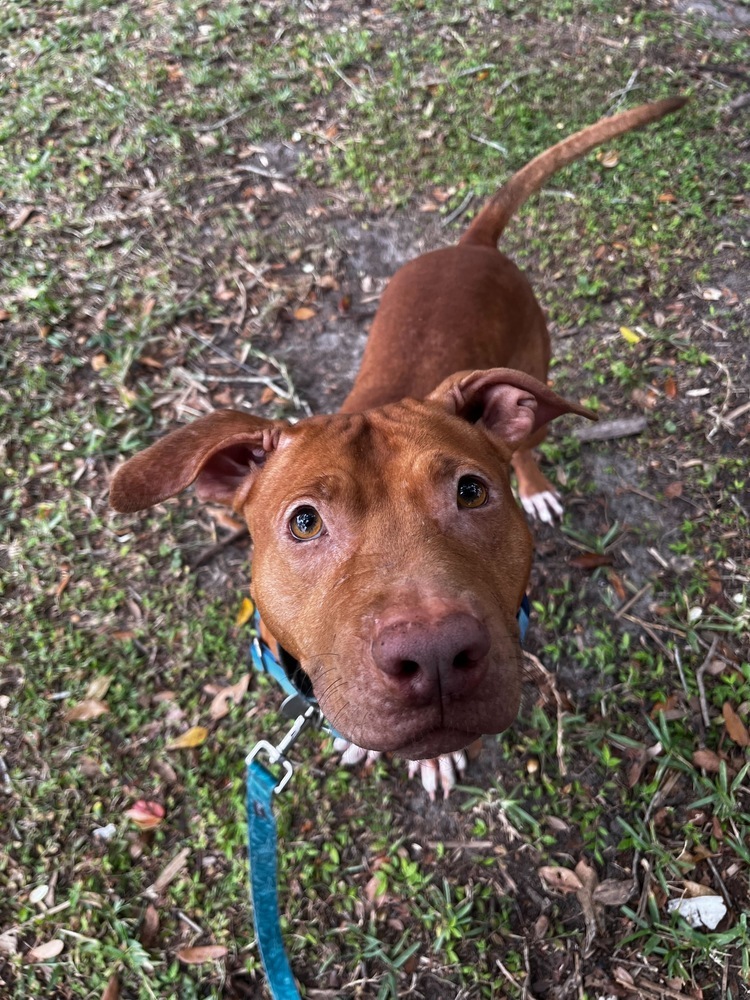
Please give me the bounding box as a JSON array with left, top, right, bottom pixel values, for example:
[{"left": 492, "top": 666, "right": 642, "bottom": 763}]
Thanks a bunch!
[{"left": 262, "top": 400, "right": 506, "bottom": 492}]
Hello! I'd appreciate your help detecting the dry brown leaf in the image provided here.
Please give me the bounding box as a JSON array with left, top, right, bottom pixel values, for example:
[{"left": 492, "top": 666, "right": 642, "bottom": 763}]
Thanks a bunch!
[
  {"left": 538, "top": 866, "right": 583, "bottom": 894},
  {"left": 631, "top": 387, "right": 659, "bottom": 411},
  {"left": 607, "top": 570, "right": 626, "bottom": 601},
  {"left": 664, "top": 482, "right": 683, "bottom": 499},
  {"left": 0, "top": 309, "right": 10, "bottom": 321},
  {"left": 86, "top": 675, "right": 113, "bottom": 701},
  {"left": 649, "top": 692, "right": 680, "bottom": 719},
  {"left": 152, "top": 758, "right": 178, "bottom": 784},
  {"left": 293, "top": 306, "right": 316, "bottom": 321},
  {"left": 693, "top": 748, "right": 724, "bottom": 773},
  {"left": 657, "top": 191, "right": 677, "bottom": 203},
  {"left": 722, "top": 702, "right": 750, "bottom": 747},
  {"left": 167, "top": 726, "right": 208, "bottom": 750},
  {"left": 681, "top": 880, "right": 719, "bottom": 898},
  {"left": 613, "top": 966, "right": 635, "bottom": 987},
  {"left": 598, "top": 150, "right": 619, "bottom": 168},
  {"left": 55, "top": 564, "right": 72, "bottom": 599},
  {"left": 364, "top": 874, "right": 387, "bottom": 906},
  {"left": 627, "top": 750, "right": 648, "bottom": 788},
  {"left": 431, "top": 187, "right": 454, "bottom": 204},
  {"left": 176, "top": 945, "right": 228, "bottom": 964},
  {"left": 664, "top": 374, "right": 678, "bottom": 399},
  {"left": 138, "top": 355, "right": 164, "bottom": 369},
  {"left": 569, "top": 552, "right": 613, "bottom": 570},
  {"left": 64, "top": 699, "right": 109, "bottom": 722},
  {"left": 0, "top": 929, "right": 19, "bottom": 956},
  {"left": 139, "top": 903, "right": 160, "bottom": 949},
  {"left": 152, "top": 690, "right": 176, "bottom": 703},
  {"left": 677, "top": 842, "right": 715, "bottom": 865},
  {"left": 575, "top": 858, "right": 598, "bottom": 895},
  {"left": 101, "top": 974, "right": 120, "bottom": 1000},
  {"left": 91, "top": 353, "right": 108, "bottom": 372},
  {"left": 210, "top": 675, "right": 250, "bottom": 720},
  {"left": 27, "top": 939, "right": 64, "bottom": 962},
  {"left": 593, "top": 879, "right": 633, "bottom": 906}
]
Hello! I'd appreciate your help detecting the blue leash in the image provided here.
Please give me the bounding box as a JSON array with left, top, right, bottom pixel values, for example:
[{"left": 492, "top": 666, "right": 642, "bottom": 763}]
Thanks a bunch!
[
  {"left": 245, "top": 597, "right": 531, "bottom": 999},
  {"left": 246, "top": 702, "right": 321, "bottom": 1000}
]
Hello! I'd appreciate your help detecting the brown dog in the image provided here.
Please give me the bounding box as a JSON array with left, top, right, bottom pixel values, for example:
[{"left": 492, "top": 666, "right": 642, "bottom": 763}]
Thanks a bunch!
[{"left": 111, "top": 97, "right": 686, "bottom": 793}]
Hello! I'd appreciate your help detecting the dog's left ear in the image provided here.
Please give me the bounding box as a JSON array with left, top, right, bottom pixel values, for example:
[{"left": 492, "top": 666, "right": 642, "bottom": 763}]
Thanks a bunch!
[{"left": 427, "top": 368, "right": 596, "bottom": 449}]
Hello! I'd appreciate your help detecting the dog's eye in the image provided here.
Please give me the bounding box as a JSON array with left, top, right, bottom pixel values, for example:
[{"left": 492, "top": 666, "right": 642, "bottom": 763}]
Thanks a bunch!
[
  {"left": 289, "top": 505, "right": 324, "bottom": 540},
  {"left": 457, "top": 475, "right": 488, "bottom": 509}
]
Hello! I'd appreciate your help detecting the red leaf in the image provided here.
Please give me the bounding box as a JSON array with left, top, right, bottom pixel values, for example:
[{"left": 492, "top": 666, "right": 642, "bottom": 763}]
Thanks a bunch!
[{"left": 125, "top": 800, "right": 166, "bottom": 830}]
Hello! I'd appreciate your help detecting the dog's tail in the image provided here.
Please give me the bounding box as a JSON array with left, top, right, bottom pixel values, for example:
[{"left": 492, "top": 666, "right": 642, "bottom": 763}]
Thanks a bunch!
[{"left": 459, "top": 96, "right": 688, "bottom": 248}]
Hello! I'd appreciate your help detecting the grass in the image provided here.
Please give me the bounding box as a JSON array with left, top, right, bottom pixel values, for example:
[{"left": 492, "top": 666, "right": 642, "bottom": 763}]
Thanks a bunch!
[{"left": 1, "top": 1, "right": 748, "bottom": 998}]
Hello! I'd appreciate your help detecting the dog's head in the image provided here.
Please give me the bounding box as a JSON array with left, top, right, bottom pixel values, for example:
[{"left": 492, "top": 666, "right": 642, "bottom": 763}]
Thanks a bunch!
[{"left": 111, "top": 368, "right": 592, "bottom": 758}]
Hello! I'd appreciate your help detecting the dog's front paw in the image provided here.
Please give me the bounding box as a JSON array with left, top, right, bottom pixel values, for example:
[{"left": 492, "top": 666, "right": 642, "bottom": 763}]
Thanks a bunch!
[
  {"left": 408, "top": 751, "right": 468, "bottom": 801},
  {"left": 521, "top": 489, "right": 563, "bottom": 525},
  {"left": 333, "top": 739, "right": 469, "bottom": 799},
  {"left": 332, "top": 737, "right": 382, "bottom": 768}
]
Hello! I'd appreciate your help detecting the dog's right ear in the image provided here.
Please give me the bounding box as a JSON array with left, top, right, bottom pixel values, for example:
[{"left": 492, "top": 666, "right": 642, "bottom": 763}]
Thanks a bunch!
[{"left": 110, "top": 410, "right": 287, "bottom": 513}]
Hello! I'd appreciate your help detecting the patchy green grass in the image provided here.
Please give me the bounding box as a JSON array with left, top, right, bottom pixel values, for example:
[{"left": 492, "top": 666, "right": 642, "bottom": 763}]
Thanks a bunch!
[{"left": 1, "top": 1, "right": 748, "bottom": 998}]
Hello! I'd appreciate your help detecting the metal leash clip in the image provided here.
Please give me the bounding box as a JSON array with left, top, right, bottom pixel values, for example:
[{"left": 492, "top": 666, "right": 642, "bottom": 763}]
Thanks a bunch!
[{"left": 245, "top": 697, "right": 323, "bottom": 795}]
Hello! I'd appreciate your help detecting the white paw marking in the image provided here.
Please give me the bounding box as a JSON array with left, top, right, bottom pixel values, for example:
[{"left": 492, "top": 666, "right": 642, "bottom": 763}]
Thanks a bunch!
[
  {"left": 333, "top": 740, "right": 468, "bottom": 800},
  {"left": 332, "top": 737, "right": 381, "bottom": 768},
  {"left": 408, "top": 750, "right": 468, "bottom": 801},
  {"left": 521, "top": 490, "right": 563, "bottom": 524}
]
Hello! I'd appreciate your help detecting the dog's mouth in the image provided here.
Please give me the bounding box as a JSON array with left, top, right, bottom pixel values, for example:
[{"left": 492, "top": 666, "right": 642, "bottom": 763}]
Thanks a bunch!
[{"left": 330, "top": 720, "right": 480, "bottom": 761}]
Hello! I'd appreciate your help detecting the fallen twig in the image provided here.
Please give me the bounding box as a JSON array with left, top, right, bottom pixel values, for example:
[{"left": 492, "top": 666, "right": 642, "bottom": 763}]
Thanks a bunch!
[
  {"left": 695, "top": 636, "right": 719, "bottom": 730},
  {"left": 614, "top": 583, "right": 651, "bottom": 620},
  {"left": 469, "top": 133, "right": 508, "bottom": 155},
  {"left": 193, "top": 108, "right": 251, "bottom": 133},
  {"left": 523, "top": 651, "right": 567, "bottom": 777},
  {"left": 0, "top": 755, "right": 12, "bottom": 795},
  {"left": 574, "top": 416, "right": 647, "bottom": 442},
  {"left": 323, "top": 52, "right": 367, "bottom": 104},
  {"left": 706, "top": 358, "right": 733, "bottom": 440},
  {"left": 606, "top": 69, "right": 641, "bottom": 115},
  {"left": 441, "top": 190, "right": 474, "bottom": 227},
  {"left": 620, "top": 613, "right": 686, "bottom": 638},
  {"left": 192, "top": 526, "right": 250, "bottom": 569}
]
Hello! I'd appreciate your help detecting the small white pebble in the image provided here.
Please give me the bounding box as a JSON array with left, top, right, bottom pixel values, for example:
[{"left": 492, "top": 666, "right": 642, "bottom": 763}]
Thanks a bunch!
[{"left": 92, "top": 823, "right": 116, "bottom": 841}]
